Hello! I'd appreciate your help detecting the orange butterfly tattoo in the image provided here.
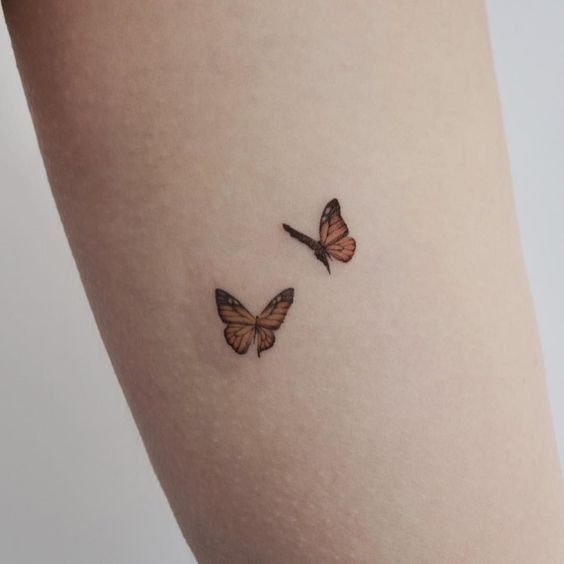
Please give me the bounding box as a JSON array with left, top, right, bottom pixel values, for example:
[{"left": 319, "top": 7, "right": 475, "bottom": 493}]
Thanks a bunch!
[
  {"left": 215, "top": 288, "right": 294, "bottom": 357},
  {"left": 282, "top": 198, "right": 356, "bottom": 274}
]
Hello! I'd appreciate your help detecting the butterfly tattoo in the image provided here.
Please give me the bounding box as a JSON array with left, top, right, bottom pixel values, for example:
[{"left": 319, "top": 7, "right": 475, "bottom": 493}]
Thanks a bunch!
[
  {"left": 215, "top": 288, "right": 294, "bottom": 357},
  {"left": 282, "top": 198, "right": 356, "bottom": 274}
]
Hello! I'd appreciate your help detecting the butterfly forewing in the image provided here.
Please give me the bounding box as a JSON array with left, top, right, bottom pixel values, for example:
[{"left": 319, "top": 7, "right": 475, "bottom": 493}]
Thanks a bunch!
[
  {"left": 257, "top": 288, "right": 294, "bottom": 330},
  {"left": 215, "top": 289, "right": 256, "bottom": 325},
  {"left": 319, "top": 199, "right": 350, "bottom": 246}
]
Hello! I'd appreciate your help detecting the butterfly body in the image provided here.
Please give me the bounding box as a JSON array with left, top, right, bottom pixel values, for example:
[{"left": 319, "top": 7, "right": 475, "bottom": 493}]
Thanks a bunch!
[
  {"left": 283, "top": 199, "right": 356, "bottom": 274},
  {"left": 215, "top": 288, "right": 294, "bottom": 357}
]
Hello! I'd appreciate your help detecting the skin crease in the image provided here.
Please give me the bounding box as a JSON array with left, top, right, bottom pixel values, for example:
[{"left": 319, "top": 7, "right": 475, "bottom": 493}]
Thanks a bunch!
[{"left": 4, "top": 1, "right": 564, "bottom": 562}]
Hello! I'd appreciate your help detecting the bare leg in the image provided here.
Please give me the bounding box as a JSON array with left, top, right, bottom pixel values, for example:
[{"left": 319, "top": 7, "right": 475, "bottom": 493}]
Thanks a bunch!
[{"left": 4, "top": 1, "right": 563, "bottom": 562}]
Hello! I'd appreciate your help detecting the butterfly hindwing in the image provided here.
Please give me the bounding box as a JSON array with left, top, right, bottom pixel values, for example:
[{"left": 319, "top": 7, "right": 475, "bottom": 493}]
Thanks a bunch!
[
  {"left": 224, "top": 323, "right": 256, "bottom": 355},
  {"left": 257, "top": 326, "right": 275, "bottom": 357},
  {"left": 326, "top": 236, "right": 356, "bottom": 262}
]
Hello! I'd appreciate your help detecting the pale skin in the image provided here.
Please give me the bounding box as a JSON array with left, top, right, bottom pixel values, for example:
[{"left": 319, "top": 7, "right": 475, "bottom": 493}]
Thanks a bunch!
[{"left": 4, "top": 0, "right": 564, "bottom": 562}]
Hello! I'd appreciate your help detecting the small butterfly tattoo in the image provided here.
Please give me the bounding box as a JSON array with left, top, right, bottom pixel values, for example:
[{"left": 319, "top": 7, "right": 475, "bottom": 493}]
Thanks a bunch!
[
  {"left": 215, "top": 288, "right": 294, "bottom": 357},
  {"left": 282, "top": 198, "right": 356, "bottom": 274}
]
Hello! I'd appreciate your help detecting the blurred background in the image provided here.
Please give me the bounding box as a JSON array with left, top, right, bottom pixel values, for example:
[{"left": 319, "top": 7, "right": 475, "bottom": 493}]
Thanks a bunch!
[{"left": 0, "top": 2, "right": 562, "bottom": 562}]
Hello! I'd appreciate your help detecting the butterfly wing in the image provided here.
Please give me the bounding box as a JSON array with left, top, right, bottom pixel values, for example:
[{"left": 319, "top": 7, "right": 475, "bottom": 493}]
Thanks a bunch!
[
  {"left": 256, "top": 288, "right": 294, "bottom": 356},
  {"left": 216, "top": 289, "right": 256, "bottom": 325},
  {"left": 224, "top": 323, "right": 256, "bottom": 355},
  {"left": 215, "top": 289, "right": 257, "bottom": 355},
  {"left": 256, "top": 326, "right": 276, "bottom": 357},
  {"left": 257, "top": 288, "right": 294, "bottom": 329},
  {"left": 319, "top": 199, "right": 350, "bottom": 247},
  {"left": 326, "top": 236, "right": 356, "bottom": 263},
  {"left": 319, "top": 199, "right": 356, "bottom": 263}
]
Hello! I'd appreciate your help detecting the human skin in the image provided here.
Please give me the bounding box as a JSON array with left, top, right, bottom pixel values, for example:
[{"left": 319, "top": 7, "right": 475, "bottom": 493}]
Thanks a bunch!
[{"left": 4, "top": 0, "right": 564, "bottom": 562}]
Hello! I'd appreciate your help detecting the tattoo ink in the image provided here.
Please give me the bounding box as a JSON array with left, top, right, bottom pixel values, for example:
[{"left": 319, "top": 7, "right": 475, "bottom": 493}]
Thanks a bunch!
[
  {"left": 282, "top": 199, "right": 356, "bottom": 274},
  {"left": 215, "top": 288, "right": 294, "bottom": 357}
]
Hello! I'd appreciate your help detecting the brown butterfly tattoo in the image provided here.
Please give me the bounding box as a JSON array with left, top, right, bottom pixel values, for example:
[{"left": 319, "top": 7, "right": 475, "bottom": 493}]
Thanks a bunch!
[
  {"left": 283, "top": 198, "right": 356, "bottom": 273},
  {"left": 215, "top": 288, "right": 294, "bottom": 357}
]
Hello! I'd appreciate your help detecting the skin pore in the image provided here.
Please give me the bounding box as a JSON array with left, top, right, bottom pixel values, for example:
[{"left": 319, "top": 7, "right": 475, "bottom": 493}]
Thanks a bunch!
[{"left": 4, "top": 1, "right": 564, "bottom": 562}]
